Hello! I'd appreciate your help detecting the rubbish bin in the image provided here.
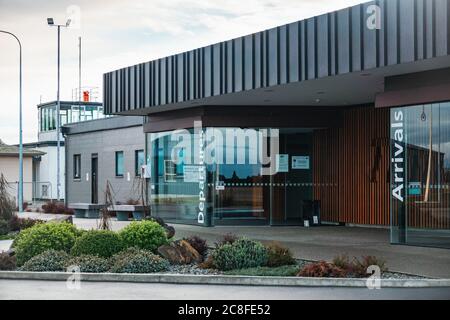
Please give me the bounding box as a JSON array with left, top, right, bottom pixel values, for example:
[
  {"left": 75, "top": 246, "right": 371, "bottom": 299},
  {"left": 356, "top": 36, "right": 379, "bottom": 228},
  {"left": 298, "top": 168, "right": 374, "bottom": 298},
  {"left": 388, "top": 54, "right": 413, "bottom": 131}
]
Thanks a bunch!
[{"left": 302, "top": 200, "right": 321, "bottom": 227}]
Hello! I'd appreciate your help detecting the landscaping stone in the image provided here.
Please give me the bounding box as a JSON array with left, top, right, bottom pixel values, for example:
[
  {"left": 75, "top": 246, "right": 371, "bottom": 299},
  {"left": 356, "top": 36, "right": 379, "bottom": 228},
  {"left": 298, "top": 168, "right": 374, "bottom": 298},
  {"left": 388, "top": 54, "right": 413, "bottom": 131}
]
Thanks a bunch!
[
  {"left": 165, "top": 225, "right": 175, "bottom": 239},
  {"left": 6, "top": 248, "right": 15, "bottom": 257},
  {"left": 158, "top": 240, "right": 202, "bottom": 265}
]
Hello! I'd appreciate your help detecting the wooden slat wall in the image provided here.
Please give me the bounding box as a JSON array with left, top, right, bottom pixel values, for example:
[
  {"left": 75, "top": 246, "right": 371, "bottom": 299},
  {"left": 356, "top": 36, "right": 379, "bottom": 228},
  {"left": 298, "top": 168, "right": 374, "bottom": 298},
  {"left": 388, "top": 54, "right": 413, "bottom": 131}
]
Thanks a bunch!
[{"left": 313, "top": 106, "right": 390, "bottom": 225}]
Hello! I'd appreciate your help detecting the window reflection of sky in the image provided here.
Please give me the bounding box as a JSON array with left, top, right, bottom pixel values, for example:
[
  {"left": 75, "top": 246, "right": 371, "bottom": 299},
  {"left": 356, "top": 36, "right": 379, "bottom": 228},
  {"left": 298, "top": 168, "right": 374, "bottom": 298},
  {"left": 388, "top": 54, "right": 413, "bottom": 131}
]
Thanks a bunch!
[{"left": 404, "top": 103, "right": 450, "bottom": 168}]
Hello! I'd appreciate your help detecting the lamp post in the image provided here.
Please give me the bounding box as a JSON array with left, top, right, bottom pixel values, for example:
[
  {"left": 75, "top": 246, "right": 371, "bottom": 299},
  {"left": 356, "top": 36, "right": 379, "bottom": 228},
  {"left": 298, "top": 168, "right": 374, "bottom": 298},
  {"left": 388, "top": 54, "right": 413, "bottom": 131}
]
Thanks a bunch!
[
  {"left": 47, "top": 18, "right": 71, "bottom": 202},
  {"left": 0, "top": 30, "right": 23, "bottom": 212}
]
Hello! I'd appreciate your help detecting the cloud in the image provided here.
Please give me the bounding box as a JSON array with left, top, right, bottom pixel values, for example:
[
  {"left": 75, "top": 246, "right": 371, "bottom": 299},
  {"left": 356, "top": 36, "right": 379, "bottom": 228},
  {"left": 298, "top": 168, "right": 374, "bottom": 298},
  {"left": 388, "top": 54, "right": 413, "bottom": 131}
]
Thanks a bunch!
[{"left": 0, "top": 0, "right": 366, "bottom": 144}]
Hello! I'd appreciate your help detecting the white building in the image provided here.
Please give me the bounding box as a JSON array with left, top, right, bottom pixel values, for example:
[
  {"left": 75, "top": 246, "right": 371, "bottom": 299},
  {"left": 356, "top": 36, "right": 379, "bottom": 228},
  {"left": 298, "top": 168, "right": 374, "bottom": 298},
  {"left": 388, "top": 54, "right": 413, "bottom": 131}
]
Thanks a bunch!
[
  {"left": 0, "top": 139, "right": 44, "bottom": 204},
  {"left": 24, "top": 100, "right": 107, "bottom": 201}
]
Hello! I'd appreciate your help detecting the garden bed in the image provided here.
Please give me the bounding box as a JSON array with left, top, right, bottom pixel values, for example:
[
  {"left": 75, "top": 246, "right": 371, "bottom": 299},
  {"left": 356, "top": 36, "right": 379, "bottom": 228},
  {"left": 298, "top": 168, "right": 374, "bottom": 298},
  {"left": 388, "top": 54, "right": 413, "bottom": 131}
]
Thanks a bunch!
[{"left": 0, "top": 216, "right": 429, "bottom": 281}]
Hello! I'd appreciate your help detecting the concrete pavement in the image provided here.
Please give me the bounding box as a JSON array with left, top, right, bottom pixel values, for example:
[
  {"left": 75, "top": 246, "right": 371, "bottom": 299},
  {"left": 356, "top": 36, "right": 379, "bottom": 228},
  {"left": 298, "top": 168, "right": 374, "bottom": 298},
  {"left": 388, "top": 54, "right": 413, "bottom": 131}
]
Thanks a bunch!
[{"left": 1, "top": 279, "right": 449, "bottom": 300}]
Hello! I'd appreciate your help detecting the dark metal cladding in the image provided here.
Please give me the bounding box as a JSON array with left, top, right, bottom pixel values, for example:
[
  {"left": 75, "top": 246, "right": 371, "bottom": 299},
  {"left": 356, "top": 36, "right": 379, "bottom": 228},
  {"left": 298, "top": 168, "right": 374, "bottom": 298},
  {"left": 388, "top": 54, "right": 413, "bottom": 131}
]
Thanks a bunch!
[{"left": 103, "top": 0, "right": 450, "bottom": 115}]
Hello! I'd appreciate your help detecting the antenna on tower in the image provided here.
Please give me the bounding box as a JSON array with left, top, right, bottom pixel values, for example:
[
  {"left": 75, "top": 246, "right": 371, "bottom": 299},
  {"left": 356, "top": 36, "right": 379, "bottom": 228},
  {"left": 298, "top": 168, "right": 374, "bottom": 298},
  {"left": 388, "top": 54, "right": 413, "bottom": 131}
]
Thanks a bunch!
[{"left": 78, "top": 36, "right": 82, "bottom": 103}]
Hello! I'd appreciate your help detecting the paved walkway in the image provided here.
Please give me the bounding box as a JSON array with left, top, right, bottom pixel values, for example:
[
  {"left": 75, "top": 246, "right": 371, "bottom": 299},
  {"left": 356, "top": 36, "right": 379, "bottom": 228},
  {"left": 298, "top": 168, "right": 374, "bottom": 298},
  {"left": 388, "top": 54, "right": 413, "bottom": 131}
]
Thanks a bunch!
[
  {"left": 14, "top": 212, "right": 450, "bottom": 278},
  {"left": 0, "top": 240, "right": 13, "bottom": 253},
  {"left": 1, "top": 279, "right": 449, "bottom": 300}
]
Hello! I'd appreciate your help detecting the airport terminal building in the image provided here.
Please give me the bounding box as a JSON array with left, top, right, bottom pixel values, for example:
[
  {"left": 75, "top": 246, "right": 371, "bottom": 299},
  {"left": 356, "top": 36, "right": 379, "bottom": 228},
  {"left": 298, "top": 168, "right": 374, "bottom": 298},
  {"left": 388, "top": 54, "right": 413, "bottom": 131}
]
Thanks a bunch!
[{"left": 102, "top": 0, "right": 450, "bottom": 248}]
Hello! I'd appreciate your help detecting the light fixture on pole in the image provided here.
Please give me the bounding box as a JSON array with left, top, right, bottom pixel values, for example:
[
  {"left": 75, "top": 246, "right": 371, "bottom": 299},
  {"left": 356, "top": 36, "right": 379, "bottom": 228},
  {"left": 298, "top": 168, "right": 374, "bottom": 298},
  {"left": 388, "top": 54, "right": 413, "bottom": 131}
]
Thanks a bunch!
[
  {"left": 0, "top": 30, "right": 23, "bottom": 212},
  {"left": 47, "top": 17, "right": 71, "bottom": 202}
]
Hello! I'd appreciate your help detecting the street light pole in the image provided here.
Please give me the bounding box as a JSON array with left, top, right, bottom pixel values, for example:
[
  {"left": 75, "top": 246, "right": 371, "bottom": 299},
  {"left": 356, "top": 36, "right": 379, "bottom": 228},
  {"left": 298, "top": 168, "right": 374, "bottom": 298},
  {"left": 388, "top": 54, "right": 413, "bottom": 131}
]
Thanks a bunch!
[
  {"left": 56, "top": 25, "right": 61, "bottom": 202},
  {"left": 47, "top": 18, "right": 70, "bottom": 202},
  {"left": 0, "top": 30, "right": 23, "bottom": 212}
]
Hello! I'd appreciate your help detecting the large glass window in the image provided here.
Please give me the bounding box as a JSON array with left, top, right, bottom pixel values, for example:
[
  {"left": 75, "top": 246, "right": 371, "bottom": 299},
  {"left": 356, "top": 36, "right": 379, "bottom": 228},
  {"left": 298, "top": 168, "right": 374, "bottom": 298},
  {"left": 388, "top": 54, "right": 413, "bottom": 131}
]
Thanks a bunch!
[
  {"left": 148, "top": 127, "right": 313, "bottom": 226},
  {"left": 391, "top": 102, "right": 450, "bottom": 248},
  {"left": 115, "top": 151, "right": 124, "bottom": 177}
]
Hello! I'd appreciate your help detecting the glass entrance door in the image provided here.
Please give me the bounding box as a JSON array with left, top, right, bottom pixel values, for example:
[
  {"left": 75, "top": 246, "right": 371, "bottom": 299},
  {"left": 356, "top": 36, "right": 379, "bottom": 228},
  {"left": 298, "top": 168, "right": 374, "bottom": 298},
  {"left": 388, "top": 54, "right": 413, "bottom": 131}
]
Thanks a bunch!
[
  {"left": 209, "top": 128, "right": 269, "bottom": 225},
  {"left": 271, "top": 129, "right": 313, "bottom": 225}
]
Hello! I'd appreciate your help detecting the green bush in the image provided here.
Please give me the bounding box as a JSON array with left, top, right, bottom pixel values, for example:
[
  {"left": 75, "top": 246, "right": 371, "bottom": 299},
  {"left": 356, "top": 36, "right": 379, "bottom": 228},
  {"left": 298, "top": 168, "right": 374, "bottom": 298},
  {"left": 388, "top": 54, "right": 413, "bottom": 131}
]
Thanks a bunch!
[
  {"left": 14, "top": 222, "right": 78, "bottom": 266},
  {"left": 20, "top": 250, "right": 69, "bottom": 272},
  {"left": 212, "top": 238, "right": 268, "bottom": 271},
  {"left": 65, "top": 255, "right": 110, "bottom": 273},
  {"left": 265, "top": 241, "right": 296, "bottom": 267},
  {"left": 71, "top": 230, "right": 123, "bottom": 258},
  {"left": 110, "top": 247, "right": 170, "bottom": 273},
  {"left": 0, "top": 252, "right": 16, "bottom": 270},
  {"left": 0, "top": 219, "right": 9, "bottom": 236},
  {"left": 225, "top": 265, "right": 300, "bottom": 277},
  {"left": 119, "top": 220, "right": 168, "bottom": 252}
]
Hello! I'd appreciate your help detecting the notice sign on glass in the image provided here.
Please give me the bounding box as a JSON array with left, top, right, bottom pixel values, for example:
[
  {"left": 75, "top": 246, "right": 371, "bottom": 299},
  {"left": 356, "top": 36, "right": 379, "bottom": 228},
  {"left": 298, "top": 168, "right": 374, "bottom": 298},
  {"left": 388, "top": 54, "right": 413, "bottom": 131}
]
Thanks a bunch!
[
  {"left": 183, "top": 165, "right": 200, "bottom": 182},
  {"left": 276, "top": 154, "right": 289, "bottom": 173},
  {"left": 292, "top": 156, "right": 310, "bottom": 170}
]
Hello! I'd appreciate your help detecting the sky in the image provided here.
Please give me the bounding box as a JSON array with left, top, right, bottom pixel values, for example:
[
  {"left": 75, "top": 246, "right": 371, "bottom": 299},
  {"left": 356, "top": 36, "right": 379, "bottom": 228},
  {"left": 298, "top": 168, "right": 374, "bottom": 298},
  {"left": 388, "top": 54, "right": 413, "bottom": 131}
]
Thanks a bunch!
[{"left": 0, "top": 0, "right": 366, "bottom": 145}]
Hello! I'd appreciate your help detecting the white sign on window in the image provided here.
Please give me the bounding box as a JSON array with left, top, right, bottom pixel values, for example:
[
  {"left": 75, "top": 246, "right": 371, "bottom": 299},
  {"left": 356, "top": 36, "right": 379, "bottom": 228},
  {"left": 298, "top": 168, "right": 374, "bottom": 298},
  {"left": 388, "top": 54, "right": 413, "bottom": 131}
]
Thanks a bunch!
[
  {"left": 183, "top": 165, "right": 200, "bottom": 183},
  {"left": 276, "top": 154, "right": 289, "bottom": 173},
  {"left": 292, "top": 156, "right": 310, "bottom": 170}
]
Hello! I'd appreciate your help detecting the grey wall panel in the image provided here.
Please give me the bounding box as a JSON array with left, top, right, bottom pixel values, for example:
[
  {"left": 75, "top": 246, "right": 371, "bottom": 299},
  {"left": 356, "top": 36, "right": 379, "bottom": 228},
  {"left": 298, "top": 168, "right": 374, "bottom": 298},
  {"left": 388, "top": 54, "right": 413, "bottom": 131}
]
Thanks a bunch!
[
  {"left": 268, "top": 28, "right": 279, "bottom": 87},
  {"left": 362, "top": 2, "right": 378, "bottom": 69},
  {"left": 213, "top": 44, "right": 221, "bottom": 95},
  {"left": 306, "top": 18, "right": 316, "bottom": 80},
  {"left": 288, "top": 22, "right": 299, "bottom": 82},
  {"left": 279, "top": 25, "right": 288, "bottom": 84},
  {"left": 386, "top": 0, "right": 399, "bottom": 65},
  {"left": 400, "top": 0, "right": 416, "bottom": 63},
  {"left": 244, "top": 35, "right": 253, "bottom": 90},
  {"left": 436, "top": 0, "right": 449, "bottom": 55},
  {"left": 204, "top": 46, "right": 212, "bottom": 97},
  {"left": 415, "top": 0, "right": 425, "bottom": 60},
  {"left": 226, "top": 40, "right": 233, "bottom": 93},
  {"left": 351, "top": 5, "right": 363, "bottom": 72},
  {"left": 103, "top": 0, "right": 450, "bottom": 114},
  {"left": 234, "top": 37, "right": 243, "bottom": 92},
  {"left": 254, "top": 33, "right": 262, "bottom": 89},
  {"left": 317, "top": 14, "right": 330, "bottom": 78}
]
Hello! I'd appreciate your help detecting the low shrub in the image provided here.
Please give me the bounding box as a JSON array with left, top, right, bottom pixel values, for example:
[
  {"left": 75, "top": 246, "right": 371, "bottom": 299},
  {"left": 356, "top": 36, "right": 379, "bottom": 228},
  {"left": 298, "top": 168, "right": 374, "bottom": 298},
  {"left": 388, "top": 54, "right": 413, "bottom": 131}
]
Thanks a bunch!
[
  {"left": 125, "top": 198, "right": 140, "bottom": 205},
  {"left": 352, "top": 256, "right": 388, "bottom": 277},
  {"left": 212, "top": 238, "right": 268, "bottom": 271},
  {"left": 20, "top": 250, "right": 69, "bottom": 272},
  {"left": 41, "top": 201, "right": 74, "bottom": 215},
  {"left": 110, "top": 247, "right": 170, "bottom": 273},
  {"left": 14, "top": 222, "right": 78, "bottom": 266},
  {"left": 198, "top": 255, "right": 216, "bottom": 270},
  {"left": 65, "top": 255, "right": 110, "bottom": 273},
  {"left": 184, "top": 235, "right": 208, "bottom": 257},
  {"left": 119, "top": 220, "right": 168, "bottom": 253},
  {"left": 8, "top": 215, "right": 43, "bottom": 232},
  {"left": 332, "top": 254, "right": 351, "bottom": 270},
  {"left": 332, "top": 254, "right": 388, "bottom": 278},
  {"left": 297, "top": 261, "right": 346, "bottom": 278},
  {"left": 0, "top": 219, "right": 9, "bottom": 236},
  {"left": 145, "top": 216, "right": 165, "bottom": 226},
  {"left": 0, "top": 252, "right": 16, "bottom": 270},
  {"left": 265, "top": 241, "right": 296, "bottom": 267},
  {"left": 225, "top": 265, "right": 300, "bottom": 277},
  {"left": 214, "top": 233, "right": 239, "bottom": 248},
  {"left": 71, "top": 230, "right": 123, "bottom": 258}
]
